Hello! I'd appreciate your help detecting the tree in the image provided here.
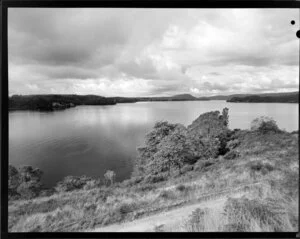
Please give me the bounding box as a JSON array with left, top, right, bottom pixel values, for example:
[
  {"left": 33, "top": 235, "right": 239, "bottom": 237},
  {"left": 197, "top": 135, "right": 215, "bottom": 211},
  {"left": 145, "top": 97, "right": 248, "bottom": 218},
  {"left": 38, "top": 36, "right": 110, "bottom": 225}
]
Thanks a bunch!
[
  {"left": 8, "top": 165, "right": 45, "bottom": 199},
  {"left": 104, "top": 170, "right": 116, "bottom": 186},
  {"left": 17, "top": 166, "right": 44, "bottom": 199},
  {"left": 250, "top": 116, "right": 280, "bottom": 133},
  {"left": 134, "top": 121, "right": 178, "bottom": 176},
  {"left": 222, "top": 107, "right": 229, "bottom": 127},
  {"left": 8, "top": 165, "right": 21, "bottom": 199},
  {"left": 152, "top": 125, "right": 188, "bottom": 175},
  {"left": 187, "top": 108, "right": 229, "bottom": 138}
]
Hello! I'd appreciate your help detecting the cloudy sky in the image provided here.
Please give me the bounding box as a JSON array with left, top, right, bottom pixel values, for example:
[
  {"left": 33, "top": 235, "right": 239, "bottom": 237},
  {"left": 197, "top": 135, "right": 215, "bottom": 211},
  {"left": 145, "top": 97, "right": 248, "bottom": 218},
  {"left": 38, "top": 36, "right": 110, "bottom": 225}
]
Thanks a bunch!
[{"left": 8, "top": 8, "right": 299, "bottom": 97}]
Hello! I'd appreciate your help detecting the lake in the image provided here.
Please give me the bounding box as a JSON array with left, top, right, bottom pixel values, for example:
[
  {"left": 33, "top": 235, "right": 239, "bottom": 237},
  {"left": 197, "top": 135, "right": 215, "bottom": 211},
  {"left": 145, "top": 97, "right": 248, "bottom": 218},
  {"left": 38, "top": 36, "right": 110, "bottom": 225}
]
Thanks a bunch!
[{"left": 9, "top": 101, "right": 298, "bottom": 187}]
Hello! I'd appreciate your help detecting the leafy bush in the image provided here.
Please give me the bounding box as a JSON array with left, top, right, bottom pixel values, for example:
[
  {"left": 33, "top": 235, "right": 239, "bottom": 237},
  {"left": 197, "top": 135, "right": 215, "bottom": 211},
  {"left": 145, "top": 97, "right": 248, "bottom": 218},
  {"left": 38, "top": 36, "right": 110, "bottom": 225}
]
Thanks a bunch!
[
  {"left": 226, "top": 139, "right": 241, "bottom": 151},
  {"left": 249, "top": 162, "right": 274, "bottom": 175},
  {"left": 251, "top": 116, "right": 281, "bottom": 133},
  {"left": 224, "top": 151, "right": 240, "bottom": 160},
  {"left": 9, "top": 165, "right": 44, "bottom": 200},
  {"left": 181, "top": 165, "right": 193, "bottom": 174},
  {"left": 193, "top": 160, "right": 215, "bottom": 172},
  {"left": 159, "top": 190, "right": 176, "bottom": 199},
  {"left": 144, "top": 174, "right": 167, "bottom": 184},
  {"left": 193, "top": 160, "right": 205, "bottom": 171},
  {"left": 118, "top": 202, "right": 137, "bottom": 215},
  {"left": 185, "top": 208, "right": 207, "bottom": 232},
  {"left": 175, "top": 184, "right": 191, "bottom": 195},
  {"left": 154, "top": 224, "right": 165, "bottom": 232},
  {"left": 176, "top": 184, "right": 186, "bottom": 192},
  {"left": 104, "top": 170, "right": 116, "bottom": 186},
  {"left": 135, "top": 184, "right": 157, "bottom": 192},
  {"left": 55, "top": 175, "right": 95, "bottom": 192}
]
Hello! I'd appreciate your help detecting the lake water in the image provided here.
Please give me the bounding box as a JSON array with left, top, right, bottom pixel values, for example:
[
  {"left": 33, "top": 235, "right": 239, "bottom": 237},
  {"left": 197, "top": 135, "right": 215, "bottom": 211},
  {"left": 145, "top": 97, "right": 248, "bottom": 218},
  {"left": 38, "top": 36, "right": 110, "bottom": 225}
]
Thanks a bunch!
[{"left": 9, "top": 101, "right": 298, "bottom": 187}]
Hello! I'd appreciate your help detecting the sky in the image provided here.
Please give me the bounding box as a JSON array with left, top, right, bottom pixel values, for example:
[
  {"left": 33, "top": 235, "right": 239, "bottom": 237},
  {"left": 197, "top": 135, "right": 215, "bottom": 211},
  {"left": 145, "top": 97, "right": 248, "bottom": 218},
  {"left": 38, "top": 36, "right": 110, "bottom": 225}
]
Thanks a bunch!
[{"left": 8, "top": 8, "right": 299, "bottom": 97}]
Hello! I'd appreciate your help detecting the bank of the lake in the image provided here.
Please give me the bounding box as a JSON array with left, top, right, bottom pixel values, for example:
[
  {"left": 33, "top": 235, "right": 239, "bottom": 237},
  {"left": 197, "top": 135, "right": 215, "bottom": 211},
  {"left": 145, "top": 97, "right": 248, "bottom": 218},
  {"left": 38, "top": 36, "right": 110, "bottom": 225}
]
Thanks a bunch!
[
  {"left": 8, "top": 108, "right": 298, "bottom": 232},
  {"left": 9, "top": 101, "right": 298, "bottom": 188}
]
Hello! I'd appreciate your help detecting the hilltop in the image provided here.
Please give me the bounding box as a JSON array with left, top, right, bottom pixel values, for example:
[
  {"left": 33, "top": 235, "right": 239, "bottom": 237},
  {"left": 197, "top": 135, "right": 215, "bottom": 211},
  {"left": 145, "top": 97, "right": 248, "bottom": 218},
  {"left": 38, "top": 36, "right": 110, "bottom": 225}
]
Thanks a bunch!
[{"left": 8, "top": 109, "right": 298, "bottom": 232}]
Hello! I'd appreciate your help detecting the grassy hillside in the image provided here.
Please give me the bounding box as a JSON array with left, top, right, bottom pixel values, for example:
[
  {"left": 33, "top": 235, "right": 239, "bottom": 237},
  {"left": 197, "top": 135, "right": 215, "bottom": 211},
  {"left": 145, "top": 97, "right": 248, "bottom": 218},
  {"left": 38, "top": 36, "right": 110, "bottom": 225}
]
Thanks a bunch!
[{"left": 8, "top": 109, "right": 298, "bottom": 232}]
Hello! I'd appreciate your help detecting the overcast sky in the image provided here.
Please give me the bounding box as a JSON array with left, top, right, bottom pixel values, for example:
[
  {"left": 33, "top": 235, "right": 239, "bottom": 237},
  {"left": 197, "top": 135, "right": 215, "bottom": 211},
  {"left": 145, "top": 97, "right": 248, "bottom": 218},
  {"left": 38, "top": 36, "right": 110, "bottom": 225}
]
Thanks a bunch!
[{"left": 8, "top": 8, "right": 299, "bottom": 97}]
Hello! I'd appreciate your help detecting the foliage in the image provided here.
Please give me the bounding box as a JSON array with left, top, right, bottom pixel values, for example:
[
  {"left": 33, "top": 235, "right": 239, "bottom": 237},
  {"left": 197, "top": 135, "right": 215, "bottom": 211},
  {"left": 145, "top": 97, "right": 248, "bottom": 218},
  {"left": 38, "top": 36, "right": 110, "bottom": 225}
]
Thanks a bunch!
[
  {"left": 224, "top": 150, "right": 240, "bottom": 160},
  {"left": 104, "top": 170, "right": 116, "bottom": 186},
  {"left": 55, "top": 175, "right": 96, "bottom": 192},
  {"left": 154, "top": 224, "right": 165, "bottom": 232},
  {"left": 159, "top": 190, "right": 176, "bottom": 199},
  {"left": 227, "top": 93, "right": 299, "bottom": 103},
  {"left": 187, "top": 109, "right": 228, "bottom": 138},
  {"left": 248, "top": 161, "right": 274, "bottom": 175},
  {"left": 134, "top": 121, "right": 178, "bottom": 176},
  {"left": 223, "top": 197, "right": 292, "bottom": 232},
  {"left": 250, "top": 116, "right": 281, "bottom": 133},
  {"left": 118, "top": 202, "right": 137, "bottom": 216},
  {"left": 143, "top": 174, "right": 167, "bottom": 184},
  {"left": 9, "top": 165, "right": 44, "bottom": 200},
  {"left": 185, "top": 208, "right": 207, "bottom": 232},
  {"left": 9, "top": 94, "right": 116, "bottom": 111},
  {"left": 152, "top": 125, "right": 188, "bottom": 175},
  {"left": 181, "top": 165, "right": 194, "bottom": 174},
  {"left": 134, "top": 109, "right": 230, "bottom": 178}
]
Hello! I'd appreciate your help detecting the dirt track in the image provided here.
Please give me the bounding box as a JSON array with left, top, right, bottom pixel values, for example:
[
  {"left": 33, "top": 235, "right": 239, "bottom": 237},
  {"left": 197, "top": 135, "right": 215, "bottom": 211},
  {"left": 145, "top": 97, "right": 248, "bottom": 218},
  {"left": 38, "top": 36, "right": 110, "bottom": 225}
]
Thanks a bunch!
[{"left": 91, "top": 182, "right": 266, "bottom": 232}]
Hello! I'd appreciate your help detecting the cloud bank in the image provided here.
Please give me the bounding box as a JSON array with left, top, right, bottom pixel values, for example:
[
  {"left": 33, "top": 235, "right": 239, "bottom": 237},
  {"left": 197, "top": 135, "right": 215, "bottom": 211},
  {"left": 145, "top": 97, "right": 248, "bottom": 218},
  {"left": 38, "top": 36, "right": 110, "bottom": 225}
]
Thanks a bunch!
[{"left": 8, "top": 8, "right": 299, "bottom": 97}]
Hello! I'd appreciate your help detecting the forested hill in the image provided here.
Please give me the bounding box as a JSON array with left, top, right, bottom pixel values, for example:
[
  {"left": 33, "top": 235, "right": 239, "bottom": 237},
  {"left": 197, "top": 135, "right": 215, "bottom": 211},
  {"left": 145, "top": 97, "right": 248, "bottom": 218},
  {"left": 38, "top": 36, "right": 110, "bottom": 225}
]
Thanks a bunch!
[
  {"left": 9, "top": 94, "right": 116, "bottom": 111},
  {"left": 227, "top": 92, "right": 299, "bottom": 103},
  {"left": 9, "top": 94, "right": 209, "bottom": 111}
]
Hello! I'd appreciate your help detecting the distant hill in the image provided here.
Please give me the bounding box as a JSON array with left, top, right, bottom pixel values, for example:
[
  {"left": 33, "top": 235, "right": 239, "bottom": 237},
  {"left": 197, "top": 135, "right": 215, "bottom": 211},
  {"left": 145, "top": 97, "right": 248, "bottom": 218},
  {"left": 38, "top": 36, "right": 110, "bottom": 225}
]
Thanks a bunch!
[
  {"left": 9, "top": 91, "right": 299, "bottom": 111},
  {"left": 200, "top": 91, "right": 299, "bottom": 101},
  {"left": 170, "top": 94, "right": 198, "bottom": 100},
  {"left": 110, "top": 94, "right": 208, "bottom": 103},
  {"left": 9, "top": 94, "right": 116, "bottom": 111},
  {"left": 227, "top": 92, "right": 299, "bottom": 103}
]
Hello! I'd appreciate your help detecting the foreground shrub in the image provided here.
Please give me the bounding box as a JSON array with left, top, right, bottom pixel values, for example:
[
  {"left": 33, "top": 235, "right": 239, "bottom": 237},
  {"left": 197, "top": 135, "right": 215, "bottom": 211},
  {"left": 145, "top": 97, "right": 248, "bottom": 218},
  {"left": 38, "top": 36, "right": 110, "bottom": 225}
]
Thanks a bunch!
[
  {"left": 175, "top": 184, "right": 191, "bottom": 195},
  {"left": 104, "top": 170, "right": 116, "bottom": 186},
  {"left": 55, "top": 175, "right": 95, "bottom": 192},
  {"left": 181, "top": 165, "right": 193, "bottom": 174},
  {"left": 135, "top": 184, "right": 157, "bottom": 192},
  {"left": 185, "top": 208, "right": 207, "bottom": 232},
  {"left": 154, "top": 224, "right": 165, "bottom": 232},
  {"left": 159, "top": 190, "right": 176, "bottom": 199},
  {"left": 118, "top": 202, "right": 137, "bottom": 216},
  {"left": 250, "top": 116, "right": 281, "bottom": 133},
  {"left": 226, "top": 139, "right": 241, "bottom": 151},
  {"left": 144, "top": 174, "right": 167, "bottom": 184},
  {"left": 224, "top": 150, "right": 240, "bottom": 160},
  {"left": 9, "top": 165, "right": 44, "bottom": 200},
  {"left": 223, "top": 197, "right": 293, "bottom": 232},
  {"left": 249, "top": 161, "right": 274, "bottom": 175},
  {"left": 193, "top": 160, "right": 215, "bottom": 172}
]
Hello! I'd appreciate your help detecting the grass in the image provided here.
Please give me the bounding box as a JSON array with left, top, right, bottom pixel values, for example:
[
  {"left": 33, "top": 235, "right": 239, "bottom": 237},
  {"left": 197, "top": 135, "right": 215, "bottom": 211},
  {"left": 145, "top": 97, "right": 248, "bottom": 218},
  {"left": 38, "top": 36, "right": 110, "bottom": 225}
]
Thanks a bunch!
[{"left": 9, "top": 130, "right": 298, "bottom": 232}]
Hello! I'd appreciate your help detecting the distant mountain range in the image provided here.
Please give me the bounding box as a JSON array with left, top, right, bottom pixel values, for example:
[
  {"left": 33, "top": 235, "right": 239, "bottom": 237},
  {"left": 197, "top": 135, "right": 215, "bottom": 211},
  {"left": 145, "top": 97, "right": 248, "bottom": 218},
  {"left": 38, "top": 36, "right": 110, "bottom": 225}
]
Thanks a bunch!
[
  {"left": 9, "top": 91, "right": 299, "bottom": 111},
  {"left": 115, "top": 92, "right": 299, "bottom": 102},
  {"left": 198, "top": 91, "right": 299, "bottom": 101}
]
